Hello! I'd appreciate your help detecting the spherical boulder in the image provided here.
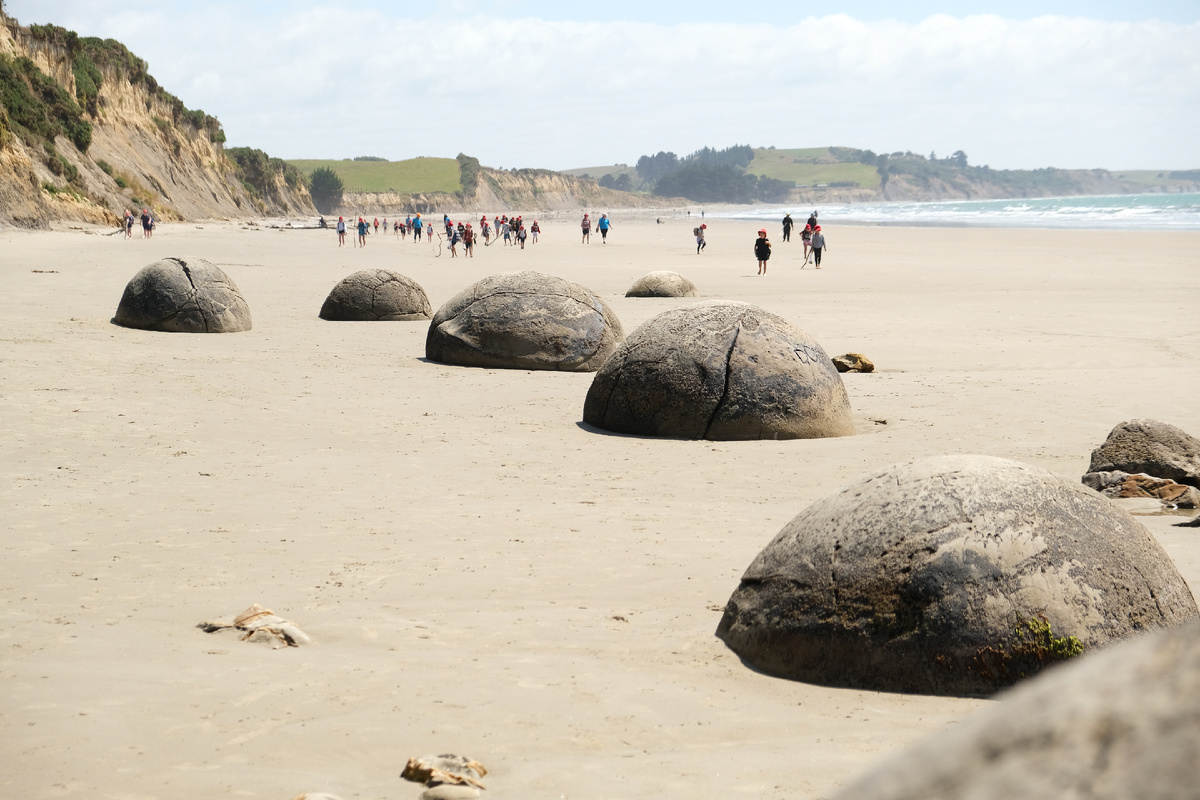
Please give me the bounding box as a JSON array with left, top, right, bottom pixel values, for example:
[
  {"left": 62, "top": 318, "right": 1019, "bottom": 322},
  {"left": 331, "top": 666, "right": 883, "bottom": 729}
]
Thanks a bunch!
[
  {"left": 715, "top": 454, "right": 1198, "bottom": 696},
  {"left": 582, "top": 300, "right": 855, "bottom": 440},
  {"left": 830, "top": 619, "right": 1200, "bottom": 800},
  {"left": 625, "top": 270, "right": 698, "bottom": 298},
  {"left": 425, "top": 271, "right": 623, "bottom": 371},
  {"left": 114, "top": 257, "right": 251, "bottom": 332},
  {"left": 319, "top": 269, "right": 431, "bottom": 321}
]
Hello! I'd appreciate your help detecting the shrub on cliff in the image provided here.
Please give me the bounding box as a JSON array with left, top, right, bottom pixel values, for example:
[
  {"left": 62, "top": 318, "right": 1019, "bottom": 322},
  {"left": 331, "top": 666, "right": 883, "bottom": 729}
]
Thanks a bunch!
[{"left": 308, "top": 166, "right": 344, "bottom": 213}]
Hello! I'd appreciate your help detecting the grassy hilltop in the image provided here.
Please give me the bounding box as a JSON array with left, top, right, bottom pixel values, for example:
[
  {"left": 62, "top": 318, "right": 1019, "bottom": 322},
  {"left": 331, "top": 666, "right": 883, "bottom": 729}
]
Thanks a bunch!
[{"left": 287, "top": 157, "right": 461, "bottom": 194}]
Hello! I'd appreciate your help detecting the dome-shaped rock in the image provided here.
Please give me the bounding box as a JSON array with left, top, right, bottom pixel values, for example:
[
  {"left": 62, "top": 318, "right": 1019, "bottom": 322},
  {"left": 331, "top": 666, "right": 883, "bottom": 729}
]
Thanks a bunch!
[
  {"left": 319, "top": 270, "right": 431, "bottom": 321},
  {"left": 716, "top": 454, "right": 1198, "bottom": 696},
  {"left": 1087, "top": 419, "right": 1200, "bottom": 488},
  {"left": 114, "top": 257, "right": 251, "bottom": 332},
  {"left": 625, "top": 270, "right": 698, "bottom": 298},
  {"left": 830, "top": 620, "right": 1200, "bottom": 800},
  {"left": 582, "top": 300, "right": 855, "bottom": 440},
  {"left": 425, "top": 271, "right": 623, "bottom": 371}
]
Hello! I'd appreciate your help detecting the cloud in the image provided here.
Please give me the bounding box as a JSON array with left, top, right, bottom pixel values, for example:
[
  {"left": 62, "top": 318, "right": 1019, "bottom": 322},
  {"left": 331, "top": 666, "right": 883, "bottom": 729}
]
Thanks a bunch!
[{"left": 6, "top": 3, "right": 1198, "bottom": 169}]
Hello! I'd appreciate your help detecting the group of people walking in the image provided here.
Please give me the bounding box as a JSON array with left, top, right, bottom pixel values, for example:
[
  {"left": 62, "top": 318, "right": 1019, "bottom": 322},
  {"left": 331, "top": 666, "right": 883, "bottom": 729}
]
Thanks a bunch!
[
  {"left": 332, "top": 212, "right": 547, "bottom": 253},
  {"left": 748, "top": 210, "right": 828, "bottom": 274}
]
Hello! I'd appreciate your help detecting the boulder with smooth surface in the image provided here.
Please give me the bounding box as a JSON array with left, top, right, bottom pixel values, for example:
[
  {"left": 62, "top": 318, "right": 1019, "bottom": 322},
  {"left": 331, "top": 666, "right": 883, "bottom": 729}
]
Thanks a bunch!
[
  {"left": 1087, "top": 419, "right": 1200, "bottom": 487},
  {"left": 583, "top": 300, "right": 855, "bottom": 440},
  {"left": 716, "top": 455, "right": 1198, "bottom": 695},
  {"left": 830, "top": 620, "right": 1200, "bottom": 800},
  {"left": 319, "top": 269, "right": 431, "bottom": 321},
  {"left": 625, "top": 270, "right": 698, "bottom": 298},
  {"left": 426, "top": 271, "right": 622, "bottom": 371},
  {"left": 114, "top": 257, "right": 251, "bottom": 332}
]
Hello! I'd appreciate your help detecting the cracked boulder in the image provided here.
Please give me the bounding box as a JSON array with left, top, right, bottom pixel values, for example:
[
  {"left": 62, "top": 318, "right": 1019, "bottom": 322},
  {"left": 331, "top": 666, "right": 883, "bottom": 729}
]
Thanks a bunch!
[
  {"left": 425, "top": 271, "right": 623, "bottom": 371},
  {"left": 829, "top": 620, "right": 1200, "bottom": 800},
  {"left": 625, "top": 270, "right": 699, "bottom": 298},
  {"left": 582, "top": 300, "right": 855, "bottom": 440},
  {"left": 114, "top": 257, "right": 251, "bottom": 333},
  {"left": 1086, "top": 419, "right": 1200, "bottom": 488},
  {"left": 715, "top": 455, "right": 1198, "bottom": 696},
  {"left": 319, "top": 269, "right": 431, "bottom": 321}
]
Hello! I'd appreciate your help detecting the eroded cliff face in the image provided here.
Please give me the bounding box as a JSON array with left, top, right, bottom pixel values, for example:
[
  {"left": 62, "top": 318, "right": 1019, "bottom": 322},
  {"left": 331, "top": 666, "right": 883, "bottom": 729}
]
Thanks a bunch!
[
  {"left": 338, "top": 167, "right": 672, "bottom": 216},
  {"left": 0, "top": 12, "right": 313, "bottom": 227}
]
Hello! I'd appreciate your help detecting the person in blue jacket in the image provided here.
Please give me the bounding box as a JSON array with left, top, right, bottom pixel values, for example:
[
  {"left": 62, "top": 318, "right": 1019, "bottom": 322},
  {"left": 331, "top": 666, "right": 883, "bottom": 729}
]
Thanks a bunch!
[{"left": 597, "top": 213, "right": 611, "bottom": 243}]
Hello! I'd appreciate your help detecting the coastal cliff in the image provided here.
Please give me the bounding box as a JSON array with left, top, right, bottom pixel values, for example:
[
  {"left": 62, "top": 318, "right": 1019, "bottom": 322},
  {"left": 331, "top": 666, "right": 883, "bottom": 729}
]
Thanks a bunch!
[{"left": 0, "top": 11, "right": 313, "bottom": 228}]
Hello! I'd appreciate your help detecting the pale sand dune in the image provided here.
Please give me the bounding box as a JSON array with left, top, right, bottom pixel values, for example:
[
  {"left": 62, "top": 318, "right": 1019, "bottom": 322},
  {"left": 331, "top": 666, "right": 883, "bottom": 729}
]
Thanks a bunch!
[{"left": 1, "top": 218, "right": 1197, "bottom": 799}]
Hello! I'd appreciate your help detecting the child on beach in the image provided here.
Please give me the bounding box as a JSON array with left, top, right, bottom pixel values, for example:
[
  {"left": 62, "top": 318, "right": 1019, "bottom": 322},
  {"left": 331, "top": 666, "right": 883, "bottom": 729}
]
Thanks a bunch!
[
  {"left": 373, "top": 218, "right": 379, "bottom": 236},
  {"left": 801, "top": 224, "right": 813, "bottom": 262},
  {"left": 357, "top": 217, "right": 368, "bottom": 247},
  {"left": 449, "top": 225, "right": 460, "bottom": 257},
  {"left": 754, "top": 228, "right": 772, "bottom": 275},
  {"left": 581, "top": 213, "right": 591, "bottom": 243},
  {"left": 502, "top": 221, "right": 512, "bottom": 245},
  {"left": 517, "top": 225, "right": 527, "bottom": 249},
  {"left": 124, "top": 209, "right": 133, "bottom": 239},
  {"left": 463, "top": 223, "right": 474, "bottom": 257},
  {"left": 695, "top": 223, "right": 706, "bottom": 253},
  {"left": 530, "top": 220, "right": 540, "bottom": 243},
  {"left": 811, "top": 225, "right": 827, "bottom": 268},
  {"left": 336, "top": 216, "right": 347, "bottom": 246}
]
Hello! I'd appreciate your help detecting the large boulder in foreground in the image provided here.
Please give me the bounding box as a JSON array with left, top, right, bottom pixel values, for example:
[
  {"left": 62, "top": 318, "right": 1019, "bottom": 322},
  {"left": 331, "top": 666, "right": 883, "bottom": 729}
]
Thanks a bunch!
[
  {"left": 1086, "top": 419, "right": 1200, "bottom": 488},
  {"left": 583, "top": 300, "right": 855, "bottom": 440},
  {"left": 319, "top": 270, "right": 431, "bottom": 321},
  {"left": 831, "top": 619, "right": 1200, "bottom": 800},
  {"left": 425, "top": 271, "right": 623, "bottom": 371},
  {"left": 114, "top": 257, "right": 251, "bottom": 332},
  {"left": 625, "top": 270, "right": 698, "bottom": 298},
  {"left": 716, "top": 455, "right": 1198, "bottom": 696}
]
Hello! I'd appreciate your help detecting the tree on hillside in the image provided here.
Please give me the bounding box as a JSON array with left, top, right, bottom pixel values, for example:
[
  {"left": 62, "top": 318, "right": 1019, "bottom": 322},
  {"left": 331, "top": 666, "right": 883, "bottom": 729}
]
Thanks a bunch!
[
  {"left": 951, "top": 150, "right": 968, "bottom": 168},
  {"left": 636, "top": 151, "right": 679, "bottom": 183},
  {"left": 309, "top": 166, "right": 344, "bottom": 213},
  {"left": 599, "top": 172, "right": 632, "bottom": 191}
]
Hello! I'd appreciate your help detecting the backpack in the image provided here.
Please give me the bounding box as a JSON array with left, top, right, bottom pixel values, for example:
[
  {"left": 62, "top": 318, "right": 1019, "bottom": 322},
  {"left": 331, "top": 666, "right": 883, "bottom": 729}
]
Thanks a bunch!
[{"left": 693, "top": 227, "right": 701, "bottom": 236}]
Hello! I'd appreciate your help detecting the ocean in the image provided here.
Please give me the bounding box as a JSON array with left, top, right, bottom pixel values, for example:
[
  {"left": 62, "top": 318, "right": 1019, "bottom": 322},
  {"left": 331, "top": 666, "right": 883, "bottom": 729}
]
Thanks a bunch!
[{"left": 716, "top": 193, "right": 1200, "bottom": 231}]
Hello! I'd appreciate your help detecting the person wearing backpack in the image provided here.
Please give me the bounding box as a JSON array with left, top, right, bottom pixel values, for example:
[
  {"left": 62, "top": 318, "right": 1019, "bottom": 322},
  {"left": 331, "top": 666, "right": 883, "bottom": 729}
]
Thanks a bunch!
[
  {"left": 811, "top": 225, "right": 827, "bottom": 268},
  {"left": 695, "top": 223, "right": 707, "bottom": 253}
]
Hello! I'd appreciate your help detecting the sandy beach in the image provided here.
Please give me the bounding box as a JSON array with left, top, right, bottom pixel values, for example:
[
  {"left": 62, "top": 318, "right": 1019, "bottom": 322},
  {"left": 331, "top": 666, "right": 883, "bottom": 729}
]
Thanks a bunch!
[{"left": 2, "top": 216, "right": 1198, "bottom": 799}]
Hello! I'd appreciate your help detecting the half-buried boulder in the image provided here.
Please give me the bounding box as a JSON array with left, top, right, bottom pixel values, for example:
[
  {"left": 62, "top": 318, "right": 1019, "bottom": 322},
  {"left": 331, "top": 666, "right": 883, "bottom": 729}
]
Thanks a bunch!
[
  {"left": 319, "top": 269, "right": 431, "bottom": 321},
  {"left": 829, "top": 619, "right": 1200, "bottom": 800},
  {"left": 114, "top": 257, "right": 251, "bottom": 333},
  {"left": 716, "top": 454, "right": 1198, "bottom": 696},
  {"left": 625, "top": 270, "right": 699, "bottom": 298},
  {"left": 583, "top": 300, "right": 855, "bottom": 440},
  {"left": 1086, "top": 419, "right": 1200, "bottom": 488},
  {"left": 425, "top": 271, "right": 622, "bottom": 371}
]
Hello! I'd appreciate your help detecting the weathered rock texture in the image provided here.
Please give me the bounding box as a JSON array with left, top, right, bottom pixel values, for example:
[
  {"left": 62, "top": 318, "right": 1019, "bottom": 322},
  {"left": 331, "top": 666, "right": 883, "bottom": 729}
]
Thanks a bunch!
[
  {"left": 1087, "top": 419, "right": 1200, "bottom": 488},
  {"left": 832, "top": 353, "right": 874, "bottom": 373},
  {"left": 625, "top": 271, "right": 699, "bottom": 298},
  {"left": 425, "top": 271, "right": 622, "bottom": 371},
  {"left": 583, "top": 301, "right": 855, "bottom": 440},
  {"left": 716, "top": 455, "right": 1198, "bottom": 696},
  {"left": 114, "top": 257, "right": 251, "bottom": 333},
  {"left": 1082, "top": 470, "right": 1200, "bottom": 507},
  {"left": 830, "top": 620, "right": 1200, "bottom": 800},
  {"left": 319, "top": 270, "right": 431, "bottom": 321}
]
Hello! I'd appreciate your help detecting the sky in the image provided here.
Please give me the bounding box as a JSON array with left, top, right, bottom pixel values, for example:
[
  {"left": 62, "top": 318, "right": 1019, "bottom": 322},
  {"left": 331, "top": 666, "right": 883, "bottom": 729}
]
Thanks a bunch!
[{"left": 5, "top": 1, "right": 1199, "bottom": 171}]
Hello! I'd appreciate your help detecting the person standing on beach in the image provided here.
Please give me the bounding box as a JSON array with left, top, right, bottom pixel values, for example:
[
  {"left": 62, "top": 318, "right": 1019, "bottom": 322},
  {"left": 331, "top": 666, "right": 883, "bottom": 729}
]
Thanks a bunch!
[
  {"left": 124, "top": 209, "right": 133, "bottom": 239},
  {"left": 581, "top": 213, "right": 591, "bottom": 243},
  {"left": 807, "top": 210, "right": 818, "bottom": 231},
  {"left": 336, "top": 216, "right": 347, "bottom": 246},
  {"left": 412, "top": 214, "right": 422, "bottom": 242},
  {"left": 530, "top": 220, "right": 540, "bottom": 243},
  {"left": 517, "top": 225, "right": 528, "bottom": 249},
  {"left": 695, "top": 223, "right": 707, "bottom": 253},
  {"left": 801, "top": 224, "right": 813, "bottom": 262},
  {"left": 463, "top": 223, "right": 474, "bottom": 257},
  {"left": 597, "top": 213, "right": 611, "bottom": 243},
  {"left": 357, "top": 217, "right": 368, "bottom": 247},
  {"left": 502, "top": 220, "right": 512, "bottom": 246},
  {"left": 782, "top": 213, "right": 793, "bottom": 242},
  {"left": 811, "top": 225, "right": 827, "bottom": 268},
  {"left": 373, "top": 217, "right": 379, "bottom": 236},
  {"left": 448, "top": 225, "right": 460, "bottom": 257},
  {"left": 141, "top": 208, "right": 152, "bottom": 239},
  {"left": 754, "top": 228, "right": 772, "bottom": 275}
]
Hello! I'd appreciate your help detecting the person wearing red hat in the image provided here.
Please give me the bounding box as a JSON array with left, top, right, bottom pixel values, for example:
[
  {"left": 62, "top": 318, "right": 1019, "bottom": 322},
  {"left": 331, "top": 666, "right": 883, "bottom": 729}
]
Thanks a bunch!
[
  {"left": 801, "top": 223, "right": 813, "bottom": 262},
  {"left": 356, "top": 217, "right": 368, "bottom": 247},
  {"left": 336, "top": 216, "right": 347, "bottom": 246},
  {"left": 581, "top": 213, "right": 591, "bottom": 244},
  {"left": 530, "top": 220, "right": 540, "bottom": 243},
  {"left": 695, "top": 223, "right": 707, "bottom": 253},
  {"left": 754, "top": 228, "right": 772, "bottom": 275},
  {"left": 463, "top": 223, "right": 474, "bottom": 258},
  {"left": 810, "top": 225, "right": 826, "bottom": 269}
]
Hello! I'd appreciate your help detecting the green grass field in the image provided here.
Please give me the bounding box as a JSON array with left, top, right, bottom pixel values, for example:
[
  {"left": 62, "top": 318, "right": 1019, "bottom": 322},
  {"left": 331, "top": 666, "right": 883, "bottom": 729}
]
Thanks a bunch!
[
  {"left": 746, "top": 148, "right": 881, "bottom": 188},
  {"left": 286, "top": 157, "right": 461, "bottom": 194}
]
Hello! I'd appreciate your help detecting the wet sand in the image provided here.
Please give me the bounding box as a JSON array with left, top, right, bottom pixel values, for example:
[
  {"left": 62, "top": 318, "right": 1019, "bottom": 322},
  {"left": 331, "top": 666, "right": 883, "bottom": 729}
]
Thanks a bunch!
[{"left": 2, "top": 217, "right": 1198, "bottom": 799}]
